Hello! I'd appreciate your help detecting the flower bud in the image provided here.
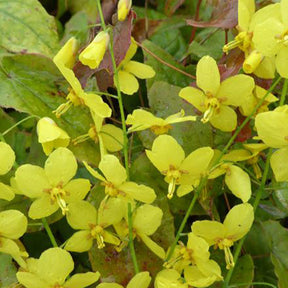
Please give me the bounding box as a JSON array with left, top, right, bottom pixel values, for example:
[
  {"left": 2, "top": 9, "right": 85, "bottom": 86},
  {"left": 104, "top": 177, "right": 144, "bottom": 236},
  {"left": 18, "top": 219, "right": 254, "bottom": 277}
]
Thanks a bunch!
[
  {"left": 117, "top": 0, "right": 132, "bottom": 21},
  {"left": 79, "top": 31, "right": 110, "bottom": 69}
]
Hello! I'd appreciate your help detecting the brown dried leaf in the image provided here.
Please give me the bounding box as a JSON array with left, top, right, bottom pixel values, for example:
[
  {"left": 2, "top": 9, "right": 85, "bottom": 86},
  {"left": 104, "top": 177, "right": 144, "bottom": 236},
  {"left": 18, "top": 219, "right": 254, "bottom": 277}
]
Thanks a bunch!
[{"left": 187, "top": 0, "right": 238, "bottom": 29}]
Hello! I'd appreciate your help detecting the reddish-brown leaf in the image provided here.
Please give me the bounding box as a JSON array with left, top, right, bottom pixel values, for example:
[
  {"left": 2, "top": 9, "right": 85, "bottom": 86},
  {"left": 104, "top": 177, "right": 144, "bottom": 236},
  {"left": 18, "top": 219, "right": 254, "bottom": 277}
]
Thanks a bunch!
[{"left": 187, "top": 0, "right": 238, "bottom": 29}]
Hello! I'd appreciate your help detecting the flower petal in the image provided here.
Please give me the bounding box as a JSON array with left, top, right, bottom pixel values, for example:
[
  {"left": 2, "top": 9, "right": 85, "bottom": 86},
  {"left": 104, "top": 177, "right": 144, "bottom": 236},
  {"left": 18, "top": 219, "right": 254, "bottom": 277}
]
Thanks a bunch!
[
  {"left": 117, "top": 71, "right": 139, "bottom": 95},
  {"left": 0, "top": 182, "right": 15, "bottom": 201},
  {"left": 139, "top": 233, "right": 165, "bottom": 259},
  {"left": 179, "top": 87, "right": 206, "bottom": 112},
  {"left": 0, "top": 210, "right": 27, "bottom": 239},
  {"left": 146, "top": 135, "right": 185, "bottom": 172},
  {"left": 119, "top": 182, "right": 156, "bottom": 204},
  {"left": 83, "top": 162, "right": 106, "bottom": 182},
  {"left": 37, "top": 248, "right": 74, "bottom": 285},
  {"left": 101, "top": 124, "right": 123, "bottom": 152},
  {"left": 124, "top": 61, "right": 155, "bottom": 79},
  {"left": 98, "top": 198, "right": 125, "bottom": 225},
  {"left": 225, "top": 165, "right": 251, "bottom": 202},
  {"left": 99, "top": 155, "right": 127, "bottom": 186},
  {"left": 64, "top": 272, "right": 100, "bottom": 288},
  {"left": 217, "top": 75, "right": 254, "bottom": 107},
  {"left": 65, "top": 231, "right": 93, "bottom": 252},
  {"left": 17, "top": 272, "right": 49, "bottom": 288},
  {"left": 15, "top": 164, "right": 49, "bottom": 198},
  {"left": 28, "top": 195, "right": 59, "bottom": 220},
  {"left": 66, "top": 201, "right": 97, "bottom": 229},
  {"left": 223, "top": 203, "right": 254, "bottom": 241},
  {"left": 127, "top": 272, "right": 151, "bottom": 288},
  {"left": 97, "top": 284, "right": 123, "bottom": 288},
  {"left": 64, "top": 179, "right": 91, "bottom": 203},
  {"left": 270, "top": 147, "right": 288, "bottom": 182},
  {"left": 133, "top": 204, "right": 162, "bottom": 235},
  {"left": 196, "top": 56, "right": 220, "bottom": 95},
  {"left": 276, "top": 47, "right": 288, "bottom": 79},
  {"left": 83, "top": 93, "right": 112, "bottom": 118},
  {"left": 0, "top": 142, "right": 15, "bottom": 175},
  {"left": 255, "top": 110, "right": 288, "bottom": 148},
  {"left": 210, "top": 105, "right": 237, "bottom": 132},
  {"left": 45, "top": 148, "right": 77, "bottom": 186},
  {"left": 191, "top": 221, "right": 225, "bottom": 246}
]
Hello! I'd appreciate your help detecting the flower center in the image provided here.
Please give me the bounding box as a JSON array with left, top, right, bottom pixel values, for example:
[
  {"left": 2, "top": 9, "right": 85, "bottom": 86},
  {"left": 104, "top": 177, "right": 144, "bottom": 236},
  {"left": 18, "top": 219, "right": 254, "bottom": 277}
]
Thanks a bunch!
[
  {"left": 223, "top": 31, "right": 252, "bottom": 53},
  {"left": 90, "top": 224, "right": 105, "bottom": 249},
  {"left": 179, "top": 246, "right": 196, "bottom": 264},
  {"left": 202, "top": 97, "right": 220, "bottom": 123},
  {"left": 103, "top": 182, "right": 120, "bottom": 197},
  {"left": 150, "top": 124, "right": 172, "bottom": 135},
  {"left": 45, "top": 184, "right": 69, "bottom": 215}
]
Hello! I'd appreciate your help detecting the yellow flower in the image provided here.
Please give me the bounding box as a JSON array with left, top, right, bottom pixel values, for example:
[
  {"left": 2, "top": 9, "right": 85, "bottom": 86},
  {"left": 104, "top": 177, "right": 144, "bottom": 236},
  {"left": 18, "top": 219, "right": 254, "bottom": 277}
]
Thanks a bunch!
[
  {"left": 155, "top": 269, "right": 188, "bottom": 288},
  {"left": 240, "top": 85, "right": 278, "bottom": 117},
  {"left": 252, "top": 1, "right": 288, "bottom": 78},
  {"left": 126, "top": 109, "right": 196, "bottom": 135},
  {"left": 0, "top": 210, "right": 28, "bottom": 268},
  {"left": 179, "top": 56, "right": 254, "bottom": 131},
  {"left": 115, "top": 38, "right": 155, "bottom": 95},
  {"left": 17, "top": 247, "right": 100, "bottom": 288},
  {"left": 117, "top": 0, "right": 132, "bottom": 22},
  {"left": 165, "top": 233, "right": 210, "bottom": 272},
  {"left": 15, "top": 147, "right": 91, "bottom": 219},
  {"left": 53, "top": 37, "right": 111, "bottom": 118},
  {"left": 65, "top": 199, "right": 124, "bottom": 251},
  {"left": 114, "top": 204, "right": 165, "bottom": 259},
  {"left": 84, "top": 154, "right": 156, "bottom": 203},
  {"left": 37, "top": 117, "right": 70, "bottom": 156},
  {"left": 79, "top": 31, "right": 109, "bottom": 69},
  {"left": 192, "top": 203, "right": 254, "bottom": 269},
  {"left": 0, "top": 142, "right": 15, "bottom": 201},
  {"left": 146, "top": 135, "right": 214, "bottom": 199},
  {"left": 255, "top": 105, "right": 288, "bottom": 181},
  {"left": 97, "top": 272, "right": 151, "bottom": 288}
]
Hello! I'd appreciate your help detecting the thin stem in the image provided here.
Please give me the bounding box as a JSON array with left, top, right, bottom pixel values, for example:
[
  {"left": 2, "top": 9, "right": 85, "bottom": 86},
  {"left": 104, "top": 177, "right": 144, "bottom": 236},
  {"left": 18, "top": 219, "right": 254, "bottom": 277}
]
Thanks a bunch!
[
  {"left": 42, "top": 218, "right": 58, "bottom": 248},
  {"left": 1, "top": 115, "right": 38, "bottom": 136},
  {"left": 135, "top": 40, "right": 196, "bottom": 80},
  {"left": 165, "top": 177, "right": 207, "bottom": 262},
  {"left": 279, "top": 78, "right": 288, "bottom": 106},
  {"left": 96, "top": 0, "right": 138, "bottom": 273},
  {"left": 93, "top": 91, "right": 118, "bottom": 99},
  {"left": 189, "top": 0, "right": 203, "bottom": 43}
]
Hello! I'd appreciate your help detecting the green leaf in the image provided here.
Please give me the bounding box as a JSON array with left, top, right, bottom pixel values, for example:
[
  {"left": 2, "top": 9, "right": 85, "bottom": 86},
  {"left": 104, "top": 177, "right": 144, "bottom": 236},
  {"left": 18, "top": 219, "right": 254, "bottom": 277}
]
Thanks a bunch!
[
  {"left": 0, "top": 254, "right": 17, "bottom": 288},
  {"left": 67, "top": 0, "right": 98, "bottom": 22},
  {"left": 230, "top": 255, "right": 254, "bottom": 288},
  {"left": 142, "top": 40, "right": 195, "bottom": 88},
  {"left": 271, "top": 254, "right": 288, "bottom": 288},
  {"left": 0, "top": 0, "right": 59, "bottom": 57},
  {"left": 0, "top": 54, "right": 100, "bottom": 164},
  {"left": 147, "top": 81, "right": 213, "bottom": 153}
]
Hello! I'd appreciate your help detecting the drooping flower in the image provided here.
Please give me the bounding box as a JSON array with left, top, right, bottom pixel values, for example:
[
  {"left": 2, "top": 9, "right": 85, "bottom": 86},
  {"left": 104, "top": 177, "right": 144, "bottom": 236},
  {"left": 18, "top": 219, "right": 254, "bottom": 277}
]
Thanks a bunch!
[
  {"left": 146, "top": 135, "right": 214, "bottom": 199},
  {"left": 0, "top": 210, "right": 28, "bottom": 268},
  {"left": 97, "top": 272, "right": 151, "bottom": 288},
  {"left": 0, "top": 142, "right": 15, "bottom": 201},
  {"left": 114, "top": 204, "right": 165, "bottom": 259},
  {"left": 37, "top": 117, "right": 70, "bottom": 156},
  {"left": 79, "top": 31, "right": 110, "bottom": 69},
  {"left": 255, "top": 105, "right": 288, "bottom": 181},
  {"left": 84, "top": 154, "right": 156, "bottom": 203},
  {"left": 115, "top": 38, "right": 155, "bottom": 95},
  {"left": 17, "top": 247, "right": 100, "bottom": 288},
  {"left": 117, "top": 0, "right": 132, "bottom": 21},
  {"left": 53, "top": 37, "right": 111, "bottom": 118},
  {"left": 126, "top": 109, "right": 196, "bottom": 135},
  {"left": 192, "top": 203, "right": 254, "bottom": 269},
  {"left": 65, "top": 199, "right": 124, "bottom": 252},
  {"left": 15, "top": 147, "right": 91, "bottom": 219},
  {"left": 179, "top": 56, "right": 254, "bottom": 131}
]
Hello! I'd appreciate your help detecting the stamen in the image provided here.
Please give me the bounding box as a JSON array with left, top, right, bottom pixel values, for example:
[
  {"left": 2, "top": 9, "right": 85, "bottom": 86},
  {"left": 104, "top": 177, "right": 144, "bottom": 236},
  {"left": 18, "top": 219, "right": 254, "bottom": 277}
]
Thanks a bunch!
[
  {"left": 224, "top": 246, "right": 235, "bottom": 269},
  {"left": 53, "top": 100, "right": 73, "bottom": 118}
]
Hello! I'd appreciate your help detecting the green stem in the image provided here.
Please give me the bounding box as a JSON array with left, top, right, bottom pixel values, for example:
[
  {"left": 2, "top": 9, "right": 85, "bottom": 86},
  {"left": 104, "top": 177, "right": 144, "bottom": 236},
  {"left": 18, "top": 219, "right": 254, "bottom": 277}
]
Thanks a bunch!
[
  {"left": 93, "top": 91, "right": 118, "bottom": 99},
  {"left": 279, "top": 78, "right": 288, "bottom": 106},
  {"left": 96, "top": 0, "right": 139, "bottom": 273},
  {"left": 42, "top": 218, "right": 58, "bottom": 248},
  {"left": 165, "top": 177, "right": 207, "bottom": 262},
  {"left": 1, "top": 115, "right": 38, "bottom": 136}
]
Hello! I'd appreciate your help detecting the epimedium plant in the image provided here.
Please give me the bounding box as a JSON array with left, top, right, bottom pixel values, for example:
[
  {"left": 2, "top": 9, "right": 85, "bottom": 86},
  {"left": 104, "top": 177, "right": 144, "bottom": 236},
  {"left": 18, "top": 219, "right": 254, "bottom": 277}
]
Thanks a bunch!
[{"left": 0, "top": 0, "right": 288, "bottom": 288}]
